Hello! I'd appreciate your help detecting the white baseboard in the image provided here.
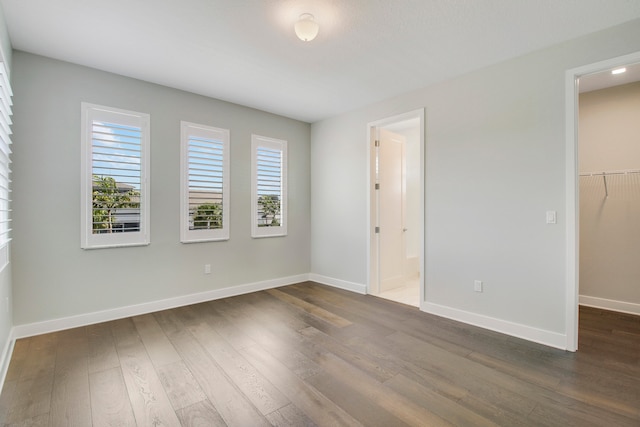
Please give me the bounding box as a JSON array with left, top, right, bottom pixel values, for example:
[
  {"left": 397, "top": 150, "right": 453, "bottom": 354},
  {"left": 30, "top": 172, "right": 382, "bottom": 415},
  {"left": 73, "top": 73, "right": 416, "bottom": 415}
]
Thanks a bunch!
[
  {"left": 422, "top": 302, "right": 568, "bottom": 350},
  {"left": 308, "top": 273, "right": 367, "bottom": 294},
  {"left": 11, "top": 274, "right": 310, "bottom": 339},
  {"left": 579, "top": 295, "right": 640, "bottom": 316},
  {"left": 0, "top": 329, "right": 15, "bottom": 392}
]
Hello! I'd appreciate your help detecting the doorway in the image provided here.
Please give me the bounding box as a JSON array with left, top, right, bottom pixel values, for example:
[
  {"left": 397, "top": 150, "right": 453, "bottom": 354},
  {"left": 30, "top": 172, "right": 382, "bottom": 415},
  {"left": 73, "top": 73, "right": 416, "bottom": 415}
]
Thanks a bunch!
[
  {"left": 565, "top": 51, "right": 640, "bottom": 351},
  {"left": 368, "top": 109, "right": 425, "bottom": 308}
]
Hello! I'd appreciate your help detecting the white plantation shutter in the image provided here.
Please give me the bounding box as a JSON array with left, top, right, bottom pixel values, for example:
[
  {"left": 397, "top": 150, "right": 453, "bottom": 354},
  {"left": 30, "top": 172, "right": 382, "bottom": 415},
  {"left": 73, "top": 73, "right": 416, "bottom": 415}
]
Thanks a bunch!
[
  {"left": 251, "top": 135, "right": 287, "bottom": 238},
  {"left": 92, "top": 121, "right": 142, "bottom": 231},
  {"left": 0, "top": 62, "right": 13, "bottom": 269},
  {"left": 81, "top": 103, "right": 150, "bottom": 249},
  {"left": 180, "top": 122, "right": 230, "bottom": 242}
]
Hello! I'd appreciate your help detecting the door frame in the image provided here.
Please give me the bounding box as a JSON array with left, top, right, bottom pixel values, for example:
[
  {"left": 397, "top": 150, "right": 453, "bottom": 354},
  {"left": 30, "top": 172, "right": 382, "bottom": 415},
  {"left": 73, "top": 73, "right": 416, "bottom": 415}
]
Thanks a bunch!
[
  {"left": 564, "top": 50, "right": 640, "bottom": 352},
  {"left": 367, "top": 108, "right": 425, "bottom": 307}
]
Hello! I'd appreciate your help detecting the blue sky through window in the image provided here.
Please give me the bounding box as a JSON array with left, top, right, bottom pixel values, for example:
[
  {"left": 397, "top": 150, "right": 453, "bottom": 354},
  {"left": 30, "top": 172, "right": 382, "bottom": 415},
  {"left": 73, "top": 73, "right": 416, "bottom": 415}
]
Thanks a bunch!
[
  {"left": 256, "top": 147, "right": 282, "bottom": 197},
  {"left": 187, "top": 136, "right": 223, "bottom": 192},
  {"left": 91, "top": 121, "right": 142, "bottom": 190}
]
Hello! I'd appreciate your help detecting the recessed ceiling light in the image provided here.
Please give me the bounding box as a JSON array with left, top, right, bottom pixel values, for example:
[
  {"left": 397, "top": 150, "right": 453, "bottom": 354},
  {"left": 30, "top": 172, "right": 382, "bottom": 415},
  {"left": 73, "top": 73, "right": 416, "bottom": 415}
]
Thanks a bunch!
[{"left": 611, "top": 67, "right": 627, "bottom": 75}]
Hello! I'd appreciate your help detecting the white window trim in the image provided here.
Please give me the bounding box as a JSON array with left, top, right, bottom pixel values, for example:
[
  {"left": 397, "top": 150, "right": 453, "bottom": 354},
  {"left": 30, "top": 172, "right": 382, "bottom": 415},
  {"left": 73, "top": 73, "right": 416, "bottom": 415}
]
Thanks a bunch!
[
  {"left": 180, "top": 121, "right": 230, "bottom": 243},
  {"left": 81, "top": 103, "right": 150, "bottom": 249},
  {"left": 251, "top": 134, "right": 287, "bottom": 238}
]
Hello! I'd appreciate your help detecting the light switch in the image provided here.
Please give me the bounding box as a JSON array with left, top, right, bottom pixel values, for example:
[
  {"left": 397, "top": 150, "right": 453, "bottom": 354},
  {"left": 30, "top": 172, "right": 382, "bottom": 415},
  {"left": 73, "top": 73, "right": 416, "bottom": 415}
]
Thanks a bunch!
[{"left": 546, "top": 210, "right": 557, "bottom": 224}]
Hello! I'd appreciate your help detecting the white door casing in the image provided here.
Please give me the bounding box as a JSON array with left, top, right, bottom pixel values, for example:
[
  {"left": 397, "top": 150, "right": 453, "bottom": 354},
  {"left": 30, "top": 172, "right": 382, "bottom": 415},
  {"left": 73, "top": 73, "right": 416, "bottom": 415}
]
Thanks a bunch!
[
  {"left": 367, "top": 108, "right": 425, "bottom": 307},
  {"left": 565, "top": 50, "right": 640, "bottom": 352}
]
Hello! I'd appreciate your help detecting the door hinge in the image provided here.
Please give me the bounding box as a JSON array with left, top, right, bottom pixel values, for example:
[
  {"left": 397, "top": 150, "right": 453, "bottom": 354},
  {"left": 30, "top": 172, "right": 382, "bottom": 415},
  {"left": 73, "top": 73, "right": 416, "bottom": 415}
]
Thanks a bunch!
[
  {"left": 375, "top": 183, "right": 380, "bottom": 190},
  {"left": 375, "top": 226, "right": 380, "bottom": 233},
  {"left": 375, "top": 140, "right": 380, "bottom": 147}
]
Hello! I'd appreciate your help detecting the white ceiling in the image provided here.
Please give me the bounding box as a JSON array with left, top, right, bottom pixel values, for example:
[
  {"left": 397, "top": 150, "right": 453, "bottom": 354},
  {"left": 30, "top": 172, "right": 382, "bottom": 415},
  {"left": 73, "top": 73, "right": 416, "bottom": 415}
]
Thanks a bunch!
[
  {"left": 579, "top": 62, "right": 640, "bottom": 93},
  {"left": 2, "top": 0, "right": 640, "bottom": 123}
]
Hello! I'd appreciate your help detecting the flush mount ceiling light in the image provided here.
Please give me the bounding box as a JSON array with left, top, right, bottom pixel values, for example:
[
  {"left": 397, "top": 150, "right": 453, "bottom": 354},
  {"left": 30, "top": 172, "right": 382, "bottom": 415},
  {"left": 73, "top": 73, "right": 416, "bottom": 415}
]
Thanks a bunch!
[
  {"left": 294, "top": 13, "right": 319, "bottom": 41},
  {"left": 611, "top": 67, "right": 627, "bottom": 75}
]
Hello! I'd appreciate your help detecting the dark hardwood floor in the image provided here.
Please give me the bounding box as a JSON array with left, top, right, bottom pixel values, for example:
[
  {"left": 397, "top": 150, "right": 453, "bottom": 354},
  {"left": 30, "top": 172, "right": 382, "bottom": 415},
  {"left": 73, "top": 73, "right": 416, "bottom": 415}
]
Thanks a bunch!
[{"left": 0, "top": 282, "right": 638, "bottom": 426}]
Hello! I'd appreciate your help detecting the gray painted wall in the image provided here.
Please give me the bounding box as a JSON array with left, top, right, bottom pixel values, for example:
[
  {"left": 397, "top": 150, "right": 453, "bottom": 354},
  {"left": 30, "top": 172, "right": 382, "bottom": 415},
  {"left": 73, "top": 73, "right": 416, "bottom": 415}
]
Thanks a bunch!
[
  {"left": 11, "top": 52, "right": 310, "bottom": 325},
  {"left": 0, "top": 3, "right": 10, "bottom": 72},
  {"left": 310, "top": 19, "right": 640, "bottom": 337}
]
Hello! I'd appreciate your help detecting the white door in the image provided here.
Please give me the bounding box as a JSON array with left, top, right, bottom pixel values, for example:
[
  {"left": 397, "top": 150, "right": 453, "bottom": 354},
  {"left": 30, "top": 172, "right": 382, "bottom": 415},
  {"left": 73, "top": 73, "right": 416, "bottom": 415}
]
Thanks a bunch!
[{"left": 377, "top": 128, "right": 406, "bottom": 292}]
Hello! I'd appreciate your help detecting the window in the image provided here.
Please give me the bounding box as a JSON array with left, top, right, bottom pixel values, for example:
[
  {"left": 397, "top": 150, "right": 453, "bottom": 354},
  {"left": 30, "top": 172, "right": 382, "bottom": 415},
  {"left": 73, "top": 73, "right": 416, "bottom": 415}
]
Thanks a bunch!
[
  {"left": 0, "top": 63, "right": 13, "bottom": 270},
  {"left": 180, "top": 121, "right": 230, "bottom": 242},
  {"left": 81, "top": 103, "right": 150, "bottom": 249},
  {"left": 251, "top": 134, "right": 287, "bottom": 238}
]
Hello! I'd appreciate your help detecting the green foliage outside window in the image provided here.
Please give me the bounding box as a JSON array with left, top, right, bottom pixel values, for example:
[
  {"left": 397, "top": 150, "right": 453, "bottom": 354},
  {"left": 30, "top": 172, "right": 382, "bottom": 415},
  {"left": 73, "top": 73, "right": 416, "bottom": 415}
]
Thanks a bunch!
[
  {"left": 258, "top": 195, "right": 280, "bottom": 226},
  {"left": 92, "top": 175, "right": 140, "bottom": 233},
  {"left": 192, "top": 203, "right": 223, "bottom": 229}
]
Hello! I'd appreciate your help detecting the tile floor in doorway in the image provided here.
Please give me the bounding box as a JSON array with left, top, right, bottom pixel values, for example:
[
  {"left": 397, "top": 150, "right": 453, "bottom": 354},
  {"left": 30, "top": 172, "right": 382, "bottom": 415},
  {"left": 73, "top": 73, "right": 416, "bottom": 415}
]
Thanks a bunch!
[{"left": 377, "top": 278, "right": 420, "bottom": 307}]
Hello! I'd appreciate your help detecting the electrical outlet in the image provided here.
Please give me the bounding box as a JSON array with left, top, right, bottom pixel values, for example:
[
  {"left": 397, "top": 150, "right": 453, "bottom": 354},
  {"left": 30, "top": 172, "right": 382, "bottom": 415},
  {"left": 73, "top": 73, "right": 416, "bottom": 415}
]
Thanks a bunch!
[
  {"left": 204, "top": 264, "right": 211, "bottom": 275},
  {"left": 474, "top": 280, "right": 483, "bottom": 292}
]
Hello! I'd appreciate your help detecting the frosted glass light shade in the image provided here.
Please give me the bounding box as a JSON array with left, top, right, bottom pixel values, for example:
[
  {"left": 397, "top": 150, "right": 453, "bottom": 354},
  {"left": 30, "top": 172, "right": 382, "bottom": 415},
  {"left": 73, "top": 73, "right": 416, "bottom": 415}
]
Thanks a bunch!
[{"left": 294, "top": 13, "right": 319, "bottom": 41}]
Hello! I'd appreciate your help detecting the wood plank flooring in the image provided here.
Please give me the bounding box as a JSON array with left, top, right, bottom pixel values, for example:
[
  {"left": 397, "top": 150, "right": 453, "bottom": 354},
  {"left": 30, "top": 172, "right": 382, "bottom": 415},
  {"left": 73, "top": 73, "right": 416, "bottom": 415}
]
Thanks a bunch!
[{"left": 1, "top": 282, "right": 638, "bottom": 426}]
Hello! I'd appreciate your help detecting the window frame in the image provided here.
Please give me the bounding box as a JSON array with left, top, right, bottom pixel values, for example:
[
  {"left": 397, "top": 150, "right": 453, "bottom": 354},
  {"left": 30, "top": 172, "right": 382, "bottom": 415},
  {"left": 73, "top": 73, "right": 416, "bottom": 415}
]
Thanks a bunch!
[
  {"left": 80, "top": 102, "right": 150, "bottom": 249},
  {"left": 251, "top": 134, "right": 287, "bottom": 238},
  {"left": 180, "top": 121, "right": 230, "bottom": 243}
]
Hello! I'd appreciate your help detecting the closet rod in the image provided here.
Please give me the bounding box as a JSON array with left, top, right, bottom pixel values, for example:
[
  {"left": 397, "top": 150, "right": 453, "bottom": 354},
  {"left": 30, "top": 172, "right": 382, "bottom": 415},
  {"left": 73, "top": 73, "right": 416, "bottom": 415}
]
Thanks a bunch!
[{"left": 579, "top": 169, "right": 640, "bottom": 177}]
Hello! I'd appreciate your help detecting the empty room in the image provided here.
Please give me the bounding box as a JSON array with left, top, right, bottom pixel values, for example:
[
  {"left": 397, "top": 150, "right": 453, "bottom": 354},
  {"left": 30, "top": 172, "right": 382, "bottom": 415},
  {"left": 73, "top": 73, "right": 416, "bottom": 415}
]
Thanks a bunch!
[{"left": 0, "top": 1, "right": 639, "bottom": 426}]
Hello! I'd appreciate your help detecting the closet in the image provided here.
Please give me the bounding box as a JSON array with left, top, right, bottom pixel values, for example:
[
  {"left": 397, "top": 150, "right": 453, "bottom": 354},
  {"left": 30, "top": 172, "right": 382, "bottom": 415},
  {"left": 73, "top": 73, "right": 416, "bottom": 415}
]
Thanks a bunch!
[{"left": 579, "top": 81, "right": 640, "bottom": 314}]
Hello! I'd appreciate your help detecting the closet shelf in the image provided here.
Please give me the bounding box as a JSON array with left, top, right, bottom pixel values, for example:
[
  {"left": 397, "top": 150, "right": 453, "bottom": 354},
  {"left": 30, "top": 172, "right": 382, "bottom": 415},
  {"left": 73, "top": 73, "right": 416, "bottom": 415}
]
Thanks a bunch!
[{"left": 579, "top": 169, "right": 640, "bottom": 198}]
